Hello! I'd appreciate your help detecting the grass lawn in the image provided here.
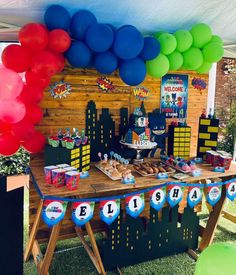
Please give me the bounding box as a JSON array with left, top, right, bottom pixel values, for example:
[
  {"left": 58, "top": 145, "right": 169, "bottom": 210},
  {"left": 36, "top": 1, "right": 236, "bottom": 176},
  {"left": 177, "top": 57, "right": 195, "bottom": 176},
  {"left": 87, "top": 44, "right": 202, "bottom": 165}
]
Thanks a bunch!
[{"left": 23, "top": 188, "right": 236, "bottom": 275}]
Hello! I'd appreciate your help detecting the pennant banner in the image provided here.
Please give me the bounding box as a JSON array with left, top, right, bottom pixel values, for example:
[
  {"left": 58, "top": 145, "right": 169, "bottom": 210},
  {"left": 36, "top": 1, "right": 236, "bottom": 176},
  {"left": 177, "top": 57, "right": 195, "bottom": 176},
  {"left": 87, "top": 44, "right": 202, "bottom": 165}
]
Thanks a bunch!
[
  {"left": 167, "top": 183, "right": 184, "bottom": 208},
  {"left": 187, "top": 186, "right": 203, "bottom": 208},
  {"left": 29, "top": 168, "right": 236, "bottom": 227},
  {"left": 72, "top": 201, "right": 95, "bottom": 227},
  {"left": 206, "top": 184, "right": 222, "bottom": 206},
  {"left": 42, "top": 200, "right": 67, "bottom": 227},
  {"left": 100, "top": 199, "right": 120, "bottom": 225},
  {"left": 126, "top": 193, "right": 145, "bottom": 218},
  {"left": 226, "top": 179, "right": 236, "bottom": 201},
  {"left": 150, "top": 186, "right": 166, "bottom": 211}
]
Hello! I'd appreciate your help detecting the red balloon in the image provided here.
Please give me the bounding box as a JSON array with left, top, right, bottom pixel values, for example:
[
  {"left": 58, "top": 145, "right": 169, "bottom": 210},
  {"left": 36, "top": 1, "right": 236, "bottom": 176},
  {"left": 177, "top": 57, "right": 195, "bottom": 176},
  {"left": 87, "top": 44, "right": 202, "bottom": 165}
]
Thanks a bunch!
[
  {"left": 0, "top": 133, "right": 20, "bottom": 156},
  {"left": 1, "top": 44, "right": 31, "bottom": 73},
  {"left": 48, "top": 29, "right": 71, "bottom": 53},
  {"left": 25, "top": 70, "right": 51, "bottom": 88},
  {"left": 20, "top": 84, "right": 44, "bottom": 104},
  {"left": 31, "top": 50, "right": 60, "bottom": 77},
  {"left": 54, "top": 52, "right": 65, "bottom": 73},
  {"left": 0, "top": 120, "right": 11, "bottom": 133},
  {"left": 0, "top": 99, "right": 26, "bottom": 124},
  {"left": 19, "top": 23, "right": 48, "bottom": 52},
  {"left": 25, "top": 104, "right": 43, "bottom": 124},
  {"left": 11, "top": 118, "right": 35, "bottom": 141},
  {"left": 21, "top": 130, "right": 46, "bottom": 153}
]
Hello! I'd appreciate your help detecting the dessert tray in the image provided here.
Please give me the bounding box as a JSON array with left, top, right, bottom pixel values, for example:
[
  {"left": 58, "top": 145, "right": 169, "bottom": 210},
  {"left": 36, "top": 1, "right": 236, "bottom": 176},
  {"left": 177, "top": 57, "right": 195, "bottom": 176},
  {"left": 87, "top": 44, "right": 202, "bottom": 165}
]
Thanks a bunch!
[{"left": 133, "top": 161, "right": 176, "bottom": 177}]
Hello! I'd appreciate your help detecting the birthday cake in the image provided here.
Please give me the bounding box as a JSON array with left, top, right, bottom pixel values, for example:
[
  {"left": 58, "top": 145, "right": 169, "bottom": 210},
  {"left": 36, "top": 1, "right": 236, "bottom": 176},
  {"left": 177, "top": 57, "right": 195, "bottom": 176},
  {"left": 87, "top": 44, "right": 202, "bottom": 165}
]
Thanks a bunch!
[{"left": 123, "top": 104, "right": 154, "bottom": 147}]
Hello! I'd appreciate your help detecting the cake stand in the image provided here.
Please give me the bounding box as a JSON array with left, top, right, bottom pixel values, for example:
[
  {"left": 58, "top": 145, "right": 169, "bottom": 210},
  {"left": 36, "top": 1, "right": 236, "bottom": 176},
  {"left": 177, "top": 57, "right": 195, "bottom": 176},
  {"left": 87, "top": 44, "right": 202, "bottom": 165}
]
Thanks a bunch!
[{"left": 120, "top": 140, "right": 157, "bottom": 164}]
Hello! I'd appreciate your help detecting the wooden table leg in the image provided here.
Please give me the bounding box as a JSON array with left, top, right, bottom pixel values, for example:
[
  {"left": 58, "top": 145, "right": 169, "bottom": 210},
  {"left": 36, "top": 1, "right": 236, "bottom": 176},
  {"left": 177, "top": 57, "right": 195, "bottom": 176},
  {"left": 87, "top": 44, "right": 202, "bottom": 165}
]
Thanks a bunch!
[
  {"left": 85, "top": 222, "right": 106, "bottom": 275},
  {"left": 221, "top": 210, "right": 236, "bottom": 223},
  {"left": 199, "top": 184, "right": 226, "bottom": 251},
  {"left": 24, "top": 199, "right": 43, "bottom": 262},
  {"left": 39, "top": 221, "right": 62, "bottom": 275}
]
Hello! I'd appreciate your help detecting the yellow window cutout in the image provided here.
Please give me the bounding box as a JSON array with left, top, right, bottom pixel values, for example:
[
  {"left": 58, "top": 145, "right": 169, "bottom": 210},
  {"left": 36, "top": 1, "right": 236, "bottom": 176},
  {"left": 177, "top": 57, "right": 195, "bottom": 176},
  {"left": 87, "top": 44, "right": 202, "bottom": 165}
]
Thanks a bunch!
[
  {"left": 199, "top": 147, "right": 211, "bottom": 153},
  {"left": 200, "top": 119, "right": 210, "bottom": 125},
  {"left": 208, "top": 126, "right": 218, "bottom": 133},
  {"left": 205, "top": 140, "right": 217, "bottom": 147},
  {"left": 199, "top": 133, "right": 210, "bottom": 139},
  {"left": 174, "top": 128, "right": 180, "bottom": 132}
]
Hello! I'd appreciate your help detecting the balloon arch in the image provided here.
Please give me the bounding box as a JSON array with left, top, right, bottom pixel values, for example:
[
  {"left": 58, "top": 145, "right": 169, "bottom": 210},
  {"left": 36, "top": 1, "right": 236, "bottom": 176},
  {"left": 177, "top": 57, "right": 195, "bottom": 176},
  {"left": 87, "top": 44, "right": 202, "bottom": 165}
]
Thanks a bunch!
[{"left": 0, "top": 4, "right": 224, "bottom": 156}]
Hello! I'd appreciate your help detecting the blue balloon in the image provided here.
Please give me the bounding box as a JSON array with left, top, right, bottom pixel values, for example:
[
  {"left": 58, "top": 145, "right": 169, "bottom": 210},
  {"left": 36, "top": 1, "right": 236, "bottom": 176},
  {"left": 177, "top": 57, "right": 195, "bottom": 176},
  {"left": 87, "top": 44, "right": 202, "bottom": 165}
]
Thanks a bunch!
[
  {"left": 85, "top": 24, "right": 114, "bottom": 53},
  {"left": 70, "top": 10, "right": 97, "bottom": 40},
  {"left": 65, "top": 41, "right": 92, "bottom": 68},
  {"left": 113, "top": 26, "right": 144, "bottom": 59},
  {"left": 44, "top": 5, "right": 71, "bottom": 31},
  {"left": 139, "top": 36, "right": 160, "bottom": 61},
  {"left": 106, "top": 24, "right": 116, "bottom": 34},
  {"left": 95, "top": 51, "right": 118, "bottom": 74},
  {"left": 119, "top": 58, "right": 146, "bottom": 86}
]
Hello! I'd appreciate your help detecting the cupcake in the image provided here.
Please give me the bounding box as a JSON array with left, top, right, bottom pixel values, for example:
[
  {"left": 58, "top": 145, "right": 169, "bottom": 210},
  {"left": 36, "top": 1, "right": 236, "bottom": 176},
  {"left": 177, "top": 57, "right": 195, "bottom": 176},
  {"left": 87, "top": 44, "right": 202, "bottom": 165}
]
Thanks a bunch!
[
  {"left": 50, "top": 137, "right": 60, "bottom": 147},
  {"left": 61, "top": 137, "right": 68, "bottom": 147}
]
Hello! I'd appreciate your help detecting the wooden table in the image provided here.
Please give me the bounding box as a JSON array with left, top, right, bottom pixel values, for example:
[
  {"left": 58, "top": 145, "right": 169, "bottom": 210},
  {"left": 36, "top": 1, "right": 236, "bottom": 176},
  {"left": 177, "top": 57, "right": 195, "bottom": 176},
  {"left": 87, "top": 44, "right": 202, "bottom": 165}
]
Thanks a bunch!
[{"left": 24, "top": 161, "right": 236, "bottom": 275}]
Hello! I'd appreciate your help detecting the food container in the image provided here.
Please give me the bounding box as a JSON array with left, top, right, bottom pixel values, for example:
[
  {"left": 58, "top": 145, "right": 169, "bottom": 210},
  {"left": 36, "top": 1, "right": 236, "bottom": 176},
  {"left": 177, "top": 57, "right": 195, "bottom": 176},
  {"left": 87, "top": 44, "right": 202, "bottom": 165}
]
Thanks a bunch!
[
  {"left": 44, "top": 165, "right": 58, "bottom": 184},
  {"left": 219, "top": 155, "right": 232, "bottom": 170},
  {"left": 206, "top": 150, "right": 216, "bottom": 164},
  {"left": 52, "top": 168, "right": 66, "bottom": 187},
  {"left": 65, "top": 171, "right": 80, "bottom": 190},
  {"left": 57, "top": 164, "right": 70, "bottom": 169},
  {"left": 64, "top": 166, "right": 77, "bottom": 172},
  {"left": 211, "top": 152, "right": 221, "bottom": 167}
]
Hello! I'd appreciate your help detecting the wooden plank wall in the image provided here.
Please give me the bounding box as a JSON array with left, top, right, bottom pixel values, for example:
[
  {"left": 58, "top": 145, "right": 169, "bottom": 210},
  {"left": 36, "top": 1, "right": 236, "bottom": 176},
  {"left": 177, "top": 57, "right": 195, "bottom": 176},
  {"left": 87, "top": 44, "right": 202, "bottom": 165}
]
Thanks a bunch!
[
  {"left": 29, "top": 66, "right": 209, "bottom": 243},
  {"left": 38, "top": 66, "right": 208, "bottom": 156}
]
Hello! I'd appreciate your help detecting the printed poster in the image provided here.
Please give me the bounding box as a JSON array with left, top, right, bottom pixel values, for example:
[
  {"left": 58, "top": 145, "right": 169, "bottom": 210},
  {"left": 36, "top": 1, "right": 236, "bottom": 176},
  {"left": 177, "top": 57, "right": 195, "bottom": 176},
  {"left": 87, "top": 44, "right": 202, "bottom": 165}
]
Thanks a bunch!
[{"left": 161, "top": 74, "right": 188, "bottom": 118}]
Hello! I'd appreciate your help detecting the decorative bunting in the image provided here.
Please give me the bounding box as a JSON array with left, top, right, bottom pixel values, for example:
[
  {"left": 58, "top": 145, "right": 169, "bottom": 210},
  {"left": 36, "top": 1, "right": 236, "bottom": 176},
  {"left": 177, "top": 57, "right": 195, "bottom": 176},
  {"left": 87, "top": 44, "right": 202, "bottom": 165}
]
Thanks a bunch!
[
  {"left": 206, "top": 184, "right": 222, "bottom": 206},
  {"left": 71, "top": 201, "right": 95, "bottom": 227},
  {"left": 126, "top": 193, "right": 145, "bottom": 218},
  {"left": 167, "top": 183, "right": 184, "bottom": 208},
  {"left": 42, "top": 200, "right": 67, "bottom": 227},
  {"left": 187, "top": 186, "right": 203, "bottom": 208},
  {"left": 149, "top": 186, "right": 166, "bottom": 211},
  {"left": 226, "top": 179, "right": 236, "bottom": 201},
  {"left": 100, "top": 199, "right": 120, "bottom": 225},
  {"left": 31, "top": 167, "right": 236, "bottom": 227}
]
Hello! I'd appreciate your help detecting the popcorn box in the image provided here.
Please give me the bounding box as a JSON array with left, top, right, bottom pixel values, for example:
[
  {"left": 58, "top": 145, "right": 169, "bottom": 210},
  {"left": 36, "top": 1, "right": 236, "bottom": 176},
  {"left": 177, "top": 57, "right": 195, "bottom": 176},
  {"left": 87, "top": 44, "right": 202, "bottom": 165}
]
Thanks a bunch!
[
  {"left": 64, "top": 166, "right": 77, "bottom": 172},
  {"left": 57, "top": 164, "right": 70, "bottom": 169},
  {"left": 219, "top": 155, "right": 232, "bottom": 170},
  {"left": 65, "top": 171, "right": 80, "bottom": 190},
  {"left": 44, "top": 165, "right": 58, "bottom": 184},
  {"left": 52, "top": 168, "right": 66, "bottom": 187}
]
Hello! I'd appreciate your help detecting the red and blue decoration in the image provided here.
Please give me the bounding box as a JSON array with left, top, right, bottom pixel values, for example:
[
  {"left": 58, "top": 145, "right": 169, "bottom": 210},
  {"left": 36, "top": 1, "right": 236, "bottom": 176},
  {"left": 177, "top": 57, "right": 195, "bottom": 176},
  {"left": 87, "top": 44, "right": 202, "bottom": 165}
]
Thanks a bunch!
[
  {"left": 42, "top": 200, "right": 67, "bottom": 227},
  {"left": 49, "top": 81, "right": 71, "bottom": 99},
  {"left": 97, "top": 77, "right": 114, "bottom": 92},
  {"left": 125, "top": 193, "right": 145, "bottom": 218},
  {"left": 167, "top": 184, "right": 184, "bottom": 208},
  {"left": 71, "top": 201, "right": 95, "bottom": 227},
  {"left": 100, "top": 199, "right": 120, "bottom": 225},
  {"left": 187, "top": 186, "right": 203, "bottom": 208},
  {"left": 192, "top": 77, "right": 207, "bottom": 91},
  {"left": 149, "top": 186, "right": 166, "bottom": 211},
  {"left": 226, "top": 179, "right": 236, "bottom": 201},
  {"left": 206, "top": 184, "right": 222, "bottom": 206}
]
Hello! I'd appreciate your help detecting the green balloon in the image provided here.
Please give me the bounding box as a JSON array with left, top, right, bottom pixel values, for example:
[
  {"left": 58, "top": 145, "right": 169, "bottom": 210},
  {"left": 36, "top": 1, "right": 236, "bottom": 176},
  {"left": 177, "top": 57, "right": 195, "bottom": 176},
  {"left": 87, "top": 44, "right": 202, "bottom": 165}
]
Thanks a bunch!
[
  {"left": 174, "top": 30, "right": 193, "bottom": 52},
  {"left": 210, "top": 35, "right": 223, "bottom": 46},
  {"left": 183, "top": 47, "right": 203, "bottom": 70},
  {"left": 146, "top": 53, "right": 169, "bottom": 78},
  {"left": 203, "top": 42, "right": 224, "bottom": 62},
  {"left": 195, "top": 243, "right": 236, "bottom": 275},
  {"left": 197, "top": 61, "right": 212, "bottom": 74},
  {"left": 158, "top": 33, "right": 177, "bottom": 55},
  {"left": 154, "top": 31, "right": 167, "bottom": 40},
  {"left": 168, "top": 51, "right": 183, "bottom": 70},
  {"left": 190, "top": 23, "right": 212, "bottom": 48}
]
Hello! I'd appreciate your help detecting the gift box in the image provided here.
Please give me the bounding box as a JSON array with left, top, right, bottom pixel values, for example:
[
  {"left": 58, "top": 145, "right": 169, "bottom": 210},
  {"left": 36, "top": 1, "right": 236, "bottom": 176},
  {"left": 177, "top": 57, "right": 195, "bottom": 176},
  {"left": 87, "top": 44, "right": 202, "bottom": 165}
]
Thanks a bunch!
[
  {"left": 44, "top": 165, "right": 58, "bottom": 184},
  {"left": 65, "top": 171, "right": 80, "bottom": 190},
  {"left": 52, "top": 169, "right": 66, "bottom": 187}
]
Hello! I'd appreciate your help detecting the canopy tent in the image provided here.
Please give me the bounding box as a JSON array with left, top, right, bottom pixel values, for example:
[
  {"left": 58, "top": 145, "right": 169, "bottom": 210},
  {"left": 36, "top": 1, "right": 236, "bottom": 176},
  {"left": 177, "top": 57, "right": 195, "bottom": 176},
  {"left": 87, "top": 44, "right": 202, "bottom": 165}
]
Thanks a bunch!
[{"left": 0, "top": 0, "right": 235, "bottom": 57}]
